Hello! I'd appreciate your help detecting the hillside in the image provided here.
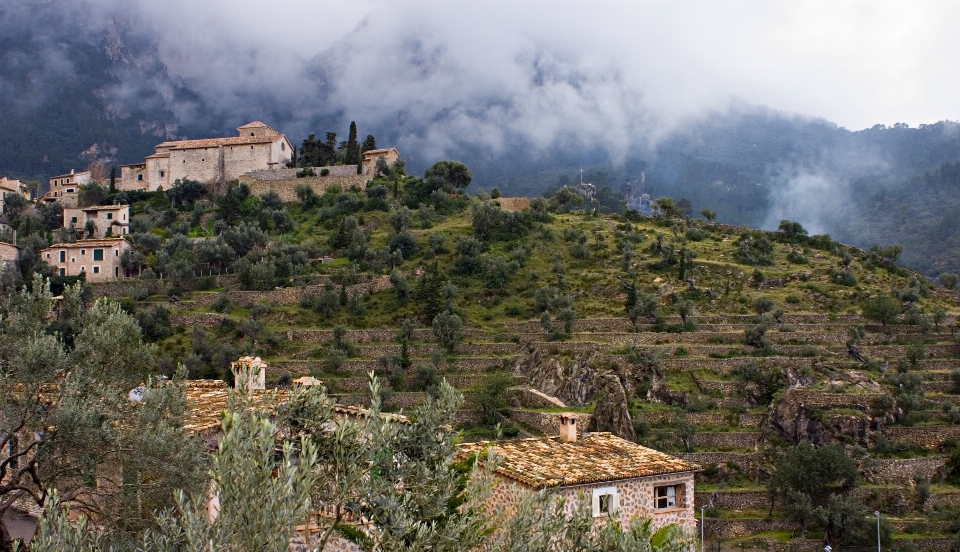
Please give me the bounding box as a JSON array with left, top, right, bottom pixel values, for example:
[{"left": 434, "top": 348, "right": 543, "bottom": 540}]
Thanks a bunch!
[{"left": 17, "top": 167, "right": 952, "bottom": 549}]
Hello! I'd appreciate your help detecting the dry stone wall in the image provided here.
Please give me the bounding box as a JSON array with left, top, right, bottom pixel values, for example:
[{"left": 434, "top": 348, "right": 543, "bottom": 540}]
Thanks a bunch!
[
  {"left": 862, "top": 456, "right": 947, "bottom": 484},
  {"left": 240, "top": 171, "right": 369, "bottom": 202}
]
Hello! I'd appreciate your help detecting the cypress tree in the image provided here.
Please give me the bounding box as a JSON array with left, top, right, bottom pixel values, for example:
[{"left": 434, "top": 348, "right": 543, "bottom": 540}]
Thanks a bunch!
[{"left": 345, "top": 121, "right": 360, "bottom": 165}]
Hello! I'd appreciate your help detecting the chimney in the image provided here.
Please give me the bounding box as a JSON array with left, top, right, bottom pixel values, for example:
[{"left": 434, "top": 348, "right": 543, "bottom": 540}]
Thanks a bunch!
[
  {"left": 559, "top": 413, "right": 577, "bottom": 443},
  {"left": 70, "top": 169, "right": 75, "bottom": 175}
]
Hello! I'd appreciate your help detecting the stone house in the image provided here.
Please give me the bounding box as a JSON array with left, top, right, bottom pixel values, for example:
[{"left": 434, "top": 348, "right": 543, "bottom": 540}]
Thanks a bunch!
[
  {"left": 118, "top": 121, "right": 293, "bottom": 191},
  {"left": 0, "top": 176, "right": 31, "bottom": 213},
  {"left": 456, "top": 414, "right": 700, "bottom": 533},
  {"left": 40, "top": 238, "right": 131, "bottom": 281},
  {"left": 0, "top": 242, "right": 19, "bottom": 269},
  {"left": 361, "top": 148, "right": 400, "bottom": 176},
  {"left": 63, "top": 205, "right": 130, "bottom": 238},
  {"left": 41, "top": 169, "right": 92, "bottom": 207}
]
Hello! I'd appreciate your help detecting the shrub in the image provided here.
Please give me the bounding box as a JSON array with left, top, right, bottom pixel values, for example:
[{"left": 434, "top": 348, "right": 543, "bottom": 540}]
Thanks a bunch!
[{"left": 320, "top": 168, "right": 330, "bottom": 176}]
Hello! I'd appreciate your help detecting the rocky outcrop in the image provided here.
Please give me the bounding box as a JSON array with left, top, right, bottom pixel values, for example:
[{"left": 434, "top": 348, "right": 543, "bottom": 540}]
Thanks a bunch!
[
  {"left": 587, "top": 373, "right": 636, "bottom": 442},
  {"left": 513, "top": 348, "right": 637, "bottom": 441},
  {"left": 516, "top": 349, "right": 599, "bottom": 406}
]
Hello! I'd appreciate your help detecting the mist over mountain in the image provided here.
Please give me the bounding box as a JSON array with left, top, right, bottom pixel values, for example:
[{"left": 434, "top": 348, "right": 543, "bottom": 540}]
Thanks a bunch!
[{"left": 2, "top": 0, "right": 960, "bottom": 275}]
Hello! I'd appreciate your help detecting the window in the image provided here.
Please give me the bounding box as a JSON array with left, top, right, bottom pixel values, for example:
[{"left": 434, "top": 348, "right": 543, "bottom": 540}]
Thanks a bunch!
[
  {"left": 655, "top": 485, "right": 681, "bottom": 510},
  {"left": 115, "top": 267, "right": 119, "bottom": 277},
  {"left": 160, "top": 171, "right": 165, "bottom": 178},
  {"left": 59, "top": 268, "right": 65, "bottom": 276},
  {"left": 80, "top": 249, "right": 85, "bottom": 255},
  {"left": 59, "top": 251, "right": 65, "bottom": 262},
  {"left": 93, "top": 249, "right": 103, "bottom": 261},
  {"left": 71, "top": 216, "right": 77, "bottom": 223},
  {"left": 592, "top": 487, "right": 619, "bottom": 517},
  {"left": 281, "top": 142, "right": 285, "bottom": 151},
  {"left": 93, "top": 266, "right": 99, "bottom": 274},
  {"left": 122, "top": 214, "right": 126, "bottom": 221},
  {"left": 137, "top": 174, "right": 143, "bottom": 181},
  {"left": 114, "top": 249, "right": 119, "bottom": 256},
  {"left": 107, "top": 213, "right": 113, "bottom": 220}
]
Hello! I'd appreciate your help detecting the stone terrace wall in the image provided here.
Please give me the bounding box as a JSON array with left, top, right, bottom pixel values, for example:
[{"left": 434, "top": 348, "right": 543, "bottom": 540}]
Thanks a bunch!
[
  {"left": 679, "top": 452, "right": 759, "bottom": 467},
  {"left": 170, "top": 312, "right": 227, "bottom": 328},
  {"left": 185, "top": 276, "right": 391, "bottom": 308},
  {"left": 862, "top": 456, "right": 947, "bottom": 484},
  {"left": 240, "top": 170, "right": 369, "bottom": 202},
  {"left": 692, "top": 432, "right": 759, "bottom": 449},
  {"left": 884, "top": 425, "right": 960, "bottom": 448},
  {"left": 88, "top": 274, "right": 239, "bottom": 299}
]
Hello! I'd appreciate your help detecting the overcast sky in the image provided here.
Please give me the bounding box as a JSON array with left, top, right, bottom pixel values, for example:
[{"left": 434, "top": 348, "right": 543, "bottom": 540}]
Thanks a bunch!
[{"left": 127, "top": 0, "right": 960, "bottom": 134}]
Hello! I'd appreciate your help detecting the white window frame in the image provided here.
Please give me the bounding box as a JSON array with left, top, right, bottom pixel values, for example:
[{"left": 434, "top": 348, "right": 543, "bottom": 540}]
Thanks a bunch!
[
  {"left": 591, "top": 486, "right": 619, "bottom": 517},
  {"left": 654, "top": 485, "right": 681, "bottom": 510}
]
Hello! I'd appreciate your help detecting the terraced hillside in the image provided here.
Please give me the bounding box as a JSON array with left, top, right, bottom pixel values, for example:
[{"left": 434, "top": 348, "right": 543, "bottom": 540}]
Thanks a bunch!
[{"left": 85, "top": 183, "right": 960, "bottom": 550}]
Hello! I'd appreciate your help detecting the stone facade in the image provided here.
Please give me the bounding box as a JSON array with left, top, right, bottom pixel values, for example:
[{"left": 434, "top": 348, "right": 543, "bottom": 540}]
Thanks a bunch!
[
  {"left": 0, "top": 176, "right": 30, "bottom": 212},
  {"left": 62, "top": 205, "right": 130, "bottom": 238},
  {"left": 0, "top": 242, "right": 19, "bottom": 268},
  {"left": 40, "top": 238, "right": 131, "bottom": 281},
  {"left": 484, "top": 473, "right": 697, "bottom": 533},
  {"left": 118, "top": 121, "right": 292, "bottom": 191},
  {"left": 361, "top": 148, "right": 400, "bottom": 175},
  {"left": 41, "top": 169, "right": 91, "bottom": 206}
]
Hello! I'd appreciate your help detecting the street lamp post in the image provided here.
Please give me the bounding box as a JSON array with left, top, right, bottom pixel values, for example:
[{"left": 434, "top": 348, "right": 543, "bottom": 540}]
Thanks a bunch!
[
  {"left": 700, "top": 506, "right": 705, "bottom": 552},
  {"left": 874, "top": 511, "right": 881, "bottom": 552}
]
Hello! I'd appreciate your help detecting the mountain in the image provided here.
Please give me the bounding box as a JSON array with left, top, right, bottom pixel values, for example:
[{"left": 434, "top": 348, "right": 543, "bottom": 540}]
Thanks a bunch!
[{"left": 2, "top": 1, "right": 960, "bottom": 276}]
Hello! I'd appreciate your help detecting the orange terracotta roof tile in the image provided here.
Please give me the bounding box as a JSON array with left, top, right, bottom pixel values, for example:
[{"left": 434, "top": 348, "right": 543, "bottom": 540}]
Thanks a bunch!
[{"left": 456, "top": 433, "right": 700, "bottom": 489}]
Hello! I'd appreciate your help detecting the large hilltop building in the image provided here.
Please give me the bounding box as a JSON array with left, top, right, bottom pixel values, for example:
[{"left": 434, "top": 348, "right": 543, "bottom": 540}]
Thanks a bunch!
[{"left": 119, "top": 121, "right": 293, "bottom": 191}]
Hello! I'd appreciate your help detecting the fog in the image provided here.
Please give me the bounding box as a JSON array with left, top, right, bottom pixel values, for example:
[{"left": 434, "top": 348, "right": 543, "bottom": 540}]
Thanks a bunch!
[{"left": 87, "top": 0, "right": 960, "bottom": 160}]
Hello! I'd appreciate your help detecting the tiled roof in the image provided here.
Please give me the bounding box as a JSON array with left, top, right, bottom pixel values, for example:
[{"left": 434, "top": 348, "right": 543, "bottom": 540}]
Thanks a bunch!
[
  {"left": 363, "top": 148, "right": 398, "bottom": 156},
  {"left": 237, "top": 120, "right": 277, "bottom": 132},
  {"left": 41, "top": 238, "right": 129, "bottom": 251},
  {"left": 183, "top": 380, "right": 409, "bottom": 433},
  {"left": 155, "top": 135, "right": 280, "bottom": 150},
  {"left": 145, "top": 152, "right": 171, "bottom": 159},
  {"left": 78, "top": 205, "right": 128, "bottom": 211},
  {"left": 456, "top": 433, "right": 700, "bottom": 489}
]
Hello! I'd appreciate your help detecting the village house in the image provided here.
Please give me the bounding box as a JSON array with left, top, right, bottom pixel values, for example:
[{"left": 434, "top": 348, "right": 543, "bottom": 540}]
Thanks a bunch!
[
  {"left": 62, "top": 205, "right": 130, "bottom": 238},
  {"left": 361, "top": 148, "right": 400, "bottom": 175},
  {"left": 457, "top": 414, "right": 700, "bottom": 533},
  {"left": 40, "top": 237, "right": 131, "bottom": 281},
  {"left": 0, "top": 241, "right": 19, "bottom": 270},
  {"left": 118, "top": 121, "right": 293, "bottom": 191},
  {"left": 41, "top": 169, "right": 92, "bottom": 207},
  {"left": 0, "top": 176, "right": 31, "bottom": 212}
]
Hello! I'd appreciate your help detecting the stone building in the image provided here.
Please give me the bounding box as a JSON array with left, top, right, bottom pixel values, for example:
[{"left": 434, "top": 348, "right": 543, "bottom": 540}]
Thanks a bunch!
[
  {"left": 118, "top": 121, "right": 293, "bottom": 191},
  {"left": 63, "top": 205, "right": 130, "bottom": 238},
  {"left": 456, "top": 414, "right": 700, "bottom": 533},
  {"left": 361, "top": 148, "right": 400, "bottom": 175},
  {"left": 40, "top": 238, "right": 131, "bottom": 281},
  {"left": 0, "top": 242, "right": 19, "bottom": 269},
  {"left": 41, "top": 169, "right": 92, "bottom": 207},
  {"left": 0, "top": 176, "right": 31, "bottom": 213}
]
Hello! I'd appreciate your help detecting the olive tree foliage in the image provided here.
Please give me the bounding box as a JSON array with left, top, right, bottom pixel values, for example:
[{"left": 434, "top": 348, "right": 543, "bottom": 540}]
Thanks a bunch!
[
  {"left": 0, "top": 276, "right": 206, "bottom": 551},
  {"left": 424, "top": 160, "right": 472, "bottom": 192},
  {"left": 32, "top": 371, "right": 692, "bottom": 552}
]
